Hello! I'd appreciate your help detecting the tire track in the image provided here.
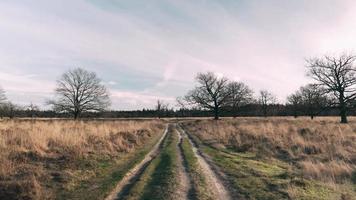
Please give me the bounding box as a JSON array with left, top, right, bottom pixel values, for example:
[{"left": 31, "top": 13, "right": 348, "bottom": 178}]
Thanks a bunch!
[
  {"left": 177, "top": 124, "right": 232, "bottom": 200},
  {"left": 105, "top": 125, "right": 169, "bottom": 200},
  {"left": 175, "top": 125, "right": 192, "bottom": 200}
]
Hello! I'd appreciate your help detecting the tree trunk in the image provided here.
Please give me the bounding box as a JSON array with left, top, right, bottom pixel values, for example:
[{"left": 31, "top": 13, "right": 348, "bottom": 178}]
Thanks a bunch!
[
  {"left": 340, "top": 104, "right": 347, "bottom": 123},
  {"left": 340, "top": 110, "right": 347, "bottom": 123},
  {"left": 213, "top": 99, "right": 219, "bottom": 120},
  {"left": 233, "top": 106, "right": 237, "bottom": 118},
  {"left": 74, "top": 111, "right": 79, "bottom": 120},
  {"left": 339, "top": 94, "right": 348, "bottom": 123},
  {"left": 263, "top": 105, "right": 267, "bottom": 117},
  {"left": 293, "top": 109, "right": 298, "bottom": 118},
  {"left": 310, "top": 110, "right": 314, "bottom": 119},
  {"left": 214, "top": 107, "right": 219, "bottom": 120}
]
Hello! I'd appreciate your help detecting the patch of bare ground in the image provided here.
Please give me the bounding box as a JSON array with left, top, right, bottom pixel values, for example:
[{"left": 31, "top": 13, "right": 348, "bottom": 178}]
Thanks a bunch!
[
  {"left": 175, "top": 125, "right": 192, "bottom": 200},
  {"left": 178, "top": 124, "right": 232, "bottom": 200}
]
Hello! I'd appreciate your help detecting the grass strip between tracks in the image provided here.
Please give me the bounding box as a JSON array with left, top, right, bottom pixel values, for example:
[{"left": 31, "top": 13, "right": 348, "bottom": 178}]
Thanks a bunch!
[
  {"left": 123, "top": 125, "right": 179, "bottom": 200},
  {"left": 180, "top": 135, "right": 213, "bottom": 200}
]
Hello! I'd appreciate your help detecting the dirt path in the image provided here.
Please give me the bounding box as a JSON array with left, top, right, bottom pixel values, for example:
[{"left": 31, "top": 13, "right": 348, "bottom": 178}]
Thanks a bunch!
[
  {"left": 105, "top": 125, "right": 169, "bottom": 200},
  {"left": 174, "top": 125, "right": 192, "bottom": 200},
  {"left": 177, "top": 125, "right": 232, "bottom": 200},
  {"left": 106, "top": 124, "right": 231, "bottom": 200}
]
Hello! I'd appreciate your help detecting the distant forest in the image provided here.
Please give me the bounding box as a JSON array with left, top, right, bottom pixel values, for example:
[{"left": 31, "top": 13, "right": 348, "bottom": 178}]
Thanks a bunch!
[{"left": 4, "top": 104, "right": 354, "bottom": 119}]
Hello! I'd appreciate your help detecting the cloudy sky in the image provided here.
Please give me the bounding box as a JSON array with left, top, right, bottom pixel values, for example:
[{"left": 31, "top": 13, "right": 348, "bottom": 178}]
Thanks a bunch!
[{"left": 1, "top": 0, "right": 356, "bottom": 110}]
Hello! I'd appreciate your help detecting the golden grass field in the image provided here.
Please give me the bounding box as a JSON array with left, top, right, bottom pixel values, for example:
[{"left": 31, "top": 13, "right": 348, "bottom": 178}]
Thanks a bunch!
[
  {"left": 1, "top": 117, "right": 356, "bottom": 200},
  {"left": 182, "top": 117, "right": 356, "bottom": 199},
  {"left": 0, "top": 119, "right": 165, "bottom": 199}
]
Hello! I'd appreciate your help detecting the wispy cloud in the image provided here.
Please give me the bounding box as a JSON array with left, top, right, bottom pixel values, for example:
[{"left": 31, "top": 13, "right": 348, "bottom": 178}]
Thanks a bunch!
[{"left": 1, "top": 0, "right": 356, "bottom": 109}]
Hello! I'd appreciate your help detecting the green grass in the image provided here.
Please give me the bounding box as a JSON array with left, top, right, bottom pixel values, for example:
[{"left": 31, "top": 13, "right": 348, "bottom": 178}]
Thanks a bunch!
[
  {"left": 123, "top": 152, "right": 161, "bottom": 200},
  {"left": 202, "top": 145, "right": 290, "bottom": 199},
  {"left": 180, "top": 136, "right": 213, "bottom": 200},
  {"left": 123, "top": 126, "right": 179, "bottom": 200},
  {"left": 55, "top": 130, "right": 165, "bottom": 200},
  {"left": 185, "top": 129, "right": 353, "bottom": 200}
]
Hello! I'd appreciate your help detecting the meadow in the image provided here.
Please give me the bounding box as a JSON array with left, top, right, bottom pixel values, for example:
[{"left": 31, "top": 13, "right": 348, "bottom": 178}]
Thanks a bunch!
[
  {"left": 0, "top": 119, "right": 165, "bottom": 199},
  {"left": 181, "top": 117, "right": 356, "bottom": 199},
  {"left": 1, "top": 117, "right": 356, "bottom": 200}
]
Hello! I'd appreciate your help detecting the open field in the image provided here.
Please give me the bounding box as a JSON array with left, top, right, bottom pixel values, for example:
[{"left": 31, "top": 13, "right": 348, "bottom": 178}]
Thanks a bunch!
[
  {"left": 181, "top": 117, "right": 356, "bottom": 200},
  {"left": 1, "top": 117, "right": 356, "bottom": 200},
  {"left": 4, "top": 1, "right": 356, "bottom": 199},
  {"left": 0, "top": 119, "right": 165, "bottom": 199}
]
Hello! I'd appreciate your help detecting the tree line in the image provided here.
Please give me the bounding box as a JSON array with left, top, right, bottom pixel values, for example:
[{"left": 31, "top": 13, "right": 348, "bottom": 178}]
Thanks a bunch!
[
  {"left": 1, "top": 53, "right": 356, "bottom": 123},
  {"left": 180, "top": 53, "right": 356, "bottom": 123}
]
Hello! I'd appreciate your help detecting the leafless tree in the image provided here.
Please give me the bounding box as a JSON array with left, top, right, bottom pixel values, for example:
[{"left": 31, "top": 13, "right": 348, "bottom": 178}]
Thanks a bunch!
[
  {"left": 259, "top": 90, "right": 276, "bottom": 117},
  {"left": 226, "top": 81, "right": 253, "bottom": 117},
  {"left": 0, "top": 87, "right": 7, "bottom": 118},
  {"left": 176, "top": 97, "right": 187, "bottom": 117},
  {"left": 1, "top": 102, "right": 18, "bottom": 119},
  {"left": 155, "top": 99, "right": 168, "bottom": 119},
  {"left": 49, "top": 68, "right": 111, "bottom": 119},
  {"left": 300, "top": 84, "right": 329, "bottom": 119},
  {"left": 288, "top": 84, "right": 329, "bottom": 119},
  {"left": 307, "top": 53, "right": 356, "bottom": 123},
  {"left": 176, "top": 97, "right": 186, "bottom": 110},
  {"left": 0, "top": 87, "right": 6, "bottom": 103},
  {"left": 27, "top": 102, "right": 40, "bottom": 118},
  {"left": 184, "top": 72, "right": 230, "bottom": 120},
  {"left": 287, "top": 91, "right": 303, "bottom": 118}
]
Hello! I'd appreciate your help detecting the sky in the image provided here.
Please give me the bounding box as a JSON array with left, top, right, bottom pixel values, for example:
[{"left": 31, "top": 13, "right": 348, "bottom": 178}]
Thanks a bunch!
[{"left": 1, "top": 0, "right": 356, "bottom": 110}]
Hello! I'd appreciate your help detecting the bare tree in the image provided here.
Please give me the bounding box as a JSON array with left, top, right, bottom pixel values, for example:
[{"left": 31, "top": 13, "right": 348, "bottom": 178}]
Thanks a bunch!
[
  {"left": 287, "top": 91, "right": 303, "bottom": 118},
  {"left": 27, "top": 102, "right": 40, "bottom": 118},
  {"left": 226, "top": 81, "right": 253, "bottom": 117},
  {"left": 2, "top": 102, "right": 18, "bottom": 119},
  {"left": 300, "top": 84, "right": 329, "bottom": 119},
  {"left": 259, "top": 90, "right": 276, "bottom": 117},
  {"left": 0, "top": 87, "right": 6, "bottom": 103},
  {"left": 307, "top": 53, "right": 356, "bottom": 123},
  {"left": 288, "top": 84, "right": 329, "bottom": 119},
  {"left": 176, "top": 97, "right": 187, "bottom": 117},
  {"left": 49, "top": 68, "right": 111, "bottom": 119},
  {"left": 0, "top": 87, "right": 7, "bottom": 118},
  {"left": 184, "top": 72, "right": 230, "bottom": 120},
  {"left": 155, "top": 99, "right": 168, "bottom": 119},
  {"left": 176, "top": 97, "right": 186, "bottom": 109}
]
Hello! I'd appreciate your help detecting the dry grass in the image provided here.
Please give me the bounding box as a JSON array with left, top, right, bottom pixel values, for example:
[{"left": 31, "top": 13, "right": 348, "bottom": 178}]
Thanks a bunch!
[
  {"left": 0, "top": 119, "right": 164, "bottom": 199},
  {"left": 182, "top": 117, "right": 356, "bottom": 184}
]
